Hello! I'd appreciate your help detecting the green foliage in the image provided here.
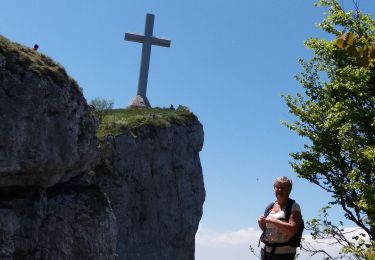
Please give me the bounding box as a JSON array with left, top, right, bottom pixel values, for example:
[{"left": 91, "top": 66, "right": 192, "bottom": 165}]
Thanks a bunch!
[
  {"left": 96, "top": 106, "right": 196, "bottom": 139},
  {"left": 336, "top": 32, "right": 375, "bottom": 68},
  {"left": 0, "top": 35, "right": 81, "bottom": 93},
  {"left": 317, "top": 0, "right": 375, "bottom": 68},
  {"left": 306, "top": 206, "right": 373, "bottom": 259},
  {"left": 283, "top": 0, "right": 375, "bottom": 258}
]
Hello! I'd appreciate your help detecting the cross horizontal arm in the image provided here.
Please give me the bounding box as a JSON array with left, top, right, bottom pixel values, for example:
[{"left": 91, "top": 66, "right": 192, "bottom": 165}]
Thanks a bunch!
[
  {"left": 150, "top": 37, "right": 171, "bottom": 47},
  {"left": 125, "top": 33, "right": 171, "bottom": 48},
  {"left": 125, "top": 33, "right": 145, "bottom": 43}
]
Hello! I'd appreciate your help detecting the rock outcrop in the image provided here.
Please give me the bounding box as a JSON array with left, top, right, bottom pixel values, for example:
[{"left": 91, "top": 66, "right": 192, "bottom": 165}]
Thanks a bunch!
[
  {"left": 91, "top": 121, "right": 205, "bottom": 259},
  {"left": 0, "top": 35, "right": 98, "bottom": 188},
  {"left": 0, "top": 35, "right": 205, "bottom": 260},
  {"left": 0, "top": 35, "right": 117, "bottom": 259}
]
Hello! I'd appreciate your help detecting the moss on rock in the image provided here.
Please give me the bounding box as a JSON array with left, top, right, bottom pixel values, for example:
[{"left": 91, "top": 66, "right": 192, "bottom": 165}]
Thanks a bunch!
[
  {"left": 96, "top": 107, "right": 197, "bottom": 139},
  {"left": 0, "top": 35, "right": 81, "bottom": 92}
]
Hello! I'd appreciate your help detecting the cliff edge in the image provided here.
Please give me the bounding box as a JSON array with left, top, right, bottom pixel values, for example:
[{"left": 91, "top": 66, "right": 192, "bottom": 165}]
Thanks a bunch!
[
  {"left": 0, "top": 35, "right": 205, "bottom": 260},
  {"left": 92, "top": 108, "right": 205, "bottom": 259},
  {"left": 0, "top": 35, "right": 98, "bottom": 188}
]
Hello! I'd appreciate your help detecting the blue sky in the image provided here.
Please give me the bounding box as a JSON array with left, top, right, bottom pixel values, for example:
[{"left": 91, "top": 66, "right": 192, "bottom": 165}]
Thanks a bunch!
[{"left": 1, "top": 1, "right": 374, "bottom": 259}]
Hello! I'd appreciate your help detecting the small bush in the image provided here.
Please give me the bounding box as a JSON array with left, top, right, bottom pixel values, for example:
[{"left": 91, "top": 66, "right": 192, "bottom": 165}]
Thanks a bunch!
[{"left": 90, "top": 98, "right": 114, "bottom": 122}]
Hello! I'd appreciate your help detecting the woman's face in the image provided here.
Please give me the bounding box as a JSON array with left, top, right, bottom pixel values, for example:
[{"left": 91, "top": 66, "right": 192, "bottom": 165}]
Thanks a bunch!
[{"left": 273, "top": 181, "right": 290, "bottom": 201}]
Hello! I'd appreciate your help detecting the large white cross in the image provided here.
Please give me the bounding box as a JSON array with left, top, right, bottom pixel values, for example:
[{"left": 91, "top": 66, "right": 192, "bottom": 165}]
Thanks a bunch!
[{"left": 125, "top": 13, "right": 171, "bottom": 108}]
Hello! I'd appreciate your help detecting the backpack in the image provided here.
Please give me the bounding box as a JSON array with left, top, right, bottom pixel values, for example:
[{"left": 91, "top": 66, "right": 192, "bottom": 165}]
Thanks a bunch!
[{"left": 260, "top": 198, "right": 304, "bottom": 248}]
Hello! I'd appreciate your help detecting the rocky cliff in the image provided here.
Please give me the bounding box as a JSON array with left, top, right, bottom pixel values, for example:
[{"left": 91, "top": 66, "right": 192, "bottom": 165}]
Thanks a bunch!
[{"left": 0, "top": 35, "right": 205, "bottom": 259}]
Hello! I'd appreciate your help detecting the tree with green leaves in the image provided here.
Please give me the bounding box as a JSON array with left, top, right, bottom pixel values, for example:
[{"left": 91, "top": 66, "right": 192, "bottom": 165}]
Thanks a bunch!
[{"left": 283, "top": 0, "right": 375, "bottom": 258}]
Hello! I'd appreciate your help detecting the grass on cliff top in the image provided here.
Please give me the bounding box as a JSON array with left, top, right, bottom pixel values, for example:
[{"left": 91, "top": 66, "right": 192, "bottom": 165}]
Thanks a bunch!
[
  {"left": 96, "top": 107, "right": 196, "bottom": 139},
  {"left": 0, "top": 35, "right": 81, "bottom": 92}
]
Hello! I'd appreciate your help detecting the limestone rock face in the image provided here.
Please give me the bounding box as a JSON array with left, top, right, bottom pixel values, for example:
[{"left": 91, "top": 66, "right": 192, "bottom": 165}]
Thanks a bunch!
[
  {"left": 0, "top": 184, "right": 117, "bottom": 259},
  {"left": 0, "top": 35, "right": 205, "bottom": 260},
  {"left": 93, "top": 121, "right": 205, "bottom": 260},
  {"left": 0, "top": 36, "right": 116, "bottom": 259},
  {"left": 0, "top": 36, "right": 98, "bottom": 188}
]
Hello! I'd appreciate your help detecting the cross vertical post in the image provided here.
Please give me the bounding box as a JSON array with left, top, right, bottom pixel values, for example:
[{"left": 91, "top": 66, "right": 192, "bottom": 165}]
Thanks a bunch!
[
  {"left": 125, "top": 13, "right": 171, "bottom": 108},
  {"left": 137, "top": 13, "right": 153, "bottom": 98}
]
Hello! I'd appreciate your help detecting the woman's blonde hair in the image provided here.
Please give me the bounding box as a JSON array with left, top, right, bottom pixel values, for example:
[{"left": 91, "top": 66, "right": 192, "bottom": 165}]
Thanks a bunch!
[{"left": 274, "top": 176, "right": 293, "bottom": 194}]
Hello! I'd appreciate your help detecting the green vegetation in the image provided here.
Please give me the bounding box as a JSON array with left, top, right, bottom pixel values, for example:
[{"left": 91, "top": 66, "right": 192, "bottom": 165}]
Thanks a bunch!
[
  {"left": 0, "top": 35, "right": 81, "bottom": 92},
  {"left": 283, "top": 0, "right": 375, "bottom": 258},
  {"left": 96, "top": 106, "right": 196, "bottom": 139}
]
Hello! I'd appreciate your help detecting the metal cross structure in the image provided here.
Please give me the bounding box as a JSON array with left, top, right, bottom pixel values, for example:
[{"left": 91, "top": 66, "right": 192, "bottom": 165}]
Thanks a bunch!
[{"left": 125, "top": 13, "right": 171, "bottom": 108}]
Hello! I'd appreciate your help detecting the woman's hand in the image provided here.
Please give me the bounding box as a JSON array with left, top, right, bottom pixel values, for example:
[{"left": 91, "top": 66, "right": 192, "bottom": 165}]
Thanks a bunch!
[
  {"left": 258, "top": 215, "right": 266, "bottom": 231},
  {"left": 264, "top": 211, "right": 302, "bottom": 237}
]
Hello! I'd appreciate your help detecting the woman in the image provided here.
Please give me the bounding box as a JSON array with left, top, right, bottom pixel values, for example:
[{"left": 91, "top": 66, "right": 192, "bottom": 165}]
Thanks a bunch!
[{"left": 258, "top": 176, "right": 302, "bottom": 260}]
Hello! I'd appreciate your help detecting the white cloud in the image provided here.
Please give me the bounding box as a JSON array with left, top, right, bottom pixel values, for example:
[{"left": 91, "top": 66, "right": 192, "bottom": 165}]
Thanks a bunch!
[
  {"left": 195, "top": 225, "right": 367, "bottom": 260},
  {"left": 196, "top": 225, "right": 261, "bottom": 248},
  {"left": 195, "top": 225, "right": 263, "bottom": 260}
]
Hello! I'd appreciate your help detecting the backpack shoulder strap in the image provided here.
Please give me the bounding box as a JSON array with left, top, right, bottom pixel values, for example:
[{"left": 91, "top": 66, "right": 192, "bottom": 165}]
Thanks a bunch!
[
  {"left": 264, "top": 202, "right": 274, "bottom": 216},
  {"left": 284, "top": 198, "right": 295, "bottom": 221}
]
